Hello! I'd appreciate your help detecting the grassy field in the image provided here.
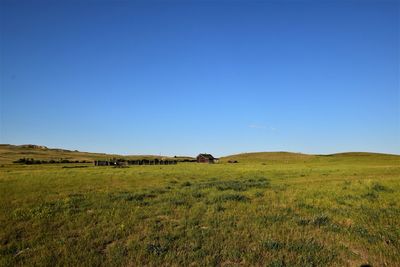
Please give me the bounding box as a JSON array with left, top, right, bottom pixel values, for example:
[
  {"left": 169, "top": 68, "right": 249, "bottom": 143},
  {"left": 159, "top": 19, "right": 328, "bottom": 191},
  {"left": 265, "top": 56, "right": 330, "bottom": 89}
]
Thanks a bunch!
[{"left": 0, "top": 148, "right": 399, "bottom": 266}]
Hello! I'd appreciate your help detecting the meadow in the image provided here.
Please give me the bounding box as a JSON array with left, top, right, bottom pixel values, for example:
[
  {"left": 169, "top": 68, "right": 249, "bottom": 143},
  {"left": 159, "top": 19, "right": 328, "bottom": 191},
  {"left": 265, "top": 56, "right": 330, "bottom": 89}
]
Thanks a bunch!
[{"left": 0, "top": 148, "right": 399, "bottom": 266}]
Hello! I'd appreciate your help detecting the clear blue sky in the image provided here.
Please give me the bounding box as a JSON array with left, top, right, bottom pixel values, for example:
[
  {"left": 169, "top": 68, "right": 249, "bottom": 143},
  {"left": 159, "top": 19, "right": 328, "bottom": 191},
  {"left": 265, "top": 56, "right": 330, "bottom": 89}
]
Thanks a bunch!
[{"left": 1, "top": 0, "right": 399, "bottom": 156}]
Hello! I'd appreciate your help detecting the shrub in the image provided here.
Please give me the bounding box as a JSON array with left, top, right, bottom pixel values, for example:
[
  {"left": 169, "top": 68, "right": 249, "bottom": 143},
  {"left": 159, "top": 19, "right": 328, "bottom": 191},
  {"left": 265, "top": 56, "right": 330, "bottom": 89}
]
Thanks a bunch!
[
  {"left": 288, "top": 238, "right": 324, "bottom": 254},
  {"left": 191, "top": 191, "right": 205, "bottom": 198},
  {"left": 109, "top": 192, "right": 156, "bottom": 202},
  {"left": 371, "top": 183, "right": 392, "bottom": 192},
  {"left": 214, "top": 193, "right": 249, "bottom": 203},
  {"left": 262, "top": 240, "right": 284, "bottom": 250},
  {"left": 182, "top": 181, "right": 192, "bottom": 187},
  {"left": 146, "top": 243, "right": 168, "bottom": 256},
  {"left": 200, "top": 177, "right": 270, "bottom": 191},
  {"left": 312, "top": 215, "right": 330, "bottom": 227}
]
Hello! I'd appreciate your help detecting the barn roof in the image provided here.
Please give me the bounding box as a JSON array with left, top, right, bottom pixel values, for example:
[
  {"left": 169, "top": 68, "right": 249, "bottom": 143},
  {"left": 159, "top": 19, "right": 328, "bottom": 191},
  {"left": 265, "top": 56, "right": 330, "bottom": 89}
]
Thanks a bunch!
[{"left": 197, "top": 153, "right": 216, "bottom": 159}]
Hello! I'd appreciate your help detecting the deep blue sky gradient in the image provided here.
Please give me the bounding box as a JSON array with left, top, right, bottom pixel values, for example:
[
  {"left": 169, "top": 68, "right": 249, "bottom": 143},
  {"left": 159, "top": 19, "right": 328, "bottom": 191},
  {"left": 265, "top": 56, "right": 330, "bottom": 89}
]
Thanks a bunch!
[{"left": 1, "top": 0, "right": 399, "bottom": 156}]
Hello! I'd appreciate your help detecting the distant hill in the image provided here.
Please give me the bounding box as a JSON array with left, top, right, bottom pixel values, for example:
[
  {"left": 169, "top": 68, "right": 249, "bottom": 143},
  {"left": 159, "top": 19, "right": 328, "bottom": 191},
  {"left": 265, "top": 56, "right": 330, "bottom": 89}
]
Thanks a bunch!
[
  {"left": 220, "top": 152, "right": 314, "bottom": 163},
  {"left": 1, "top": 144, "right": 398, "bottom": 165},
  {"left": 221, "top": 151, "right": 400, "bottom": 164},
  {"left": 0, "top": 144, "right": 189, "bottom": 164}
]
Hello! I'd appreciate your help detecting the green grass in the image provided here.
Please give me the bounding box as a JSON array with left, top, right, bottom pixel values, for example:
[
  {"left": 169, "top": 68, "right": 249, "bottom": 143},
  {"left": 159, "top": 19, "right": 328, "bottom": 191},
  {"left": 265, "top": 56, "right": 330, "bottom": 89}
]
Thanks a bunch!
[{"left": 0, "top": 149, "right": 399, "bottom": 266}]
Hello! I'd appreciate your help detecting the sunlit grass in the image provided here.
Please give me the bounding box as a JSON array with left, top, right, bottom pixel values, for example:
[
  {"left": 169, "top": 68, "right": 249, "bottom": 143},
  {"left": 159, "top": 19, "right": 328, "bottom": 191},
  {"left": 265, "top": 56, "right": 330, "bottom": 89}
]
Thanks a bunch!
[{"left": 1, "top": 153, "right": 399, "bottom": 266}]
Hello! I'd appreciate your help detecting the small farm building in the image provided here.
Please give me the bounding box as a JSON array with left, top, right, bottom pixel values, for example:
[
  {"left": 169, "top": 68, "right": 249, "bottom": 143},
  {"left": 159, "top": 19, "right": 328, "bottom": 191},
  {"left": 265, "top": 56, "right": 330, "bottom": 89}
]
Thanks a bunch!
[{"left": 196, "top": 154, "right": 219, "bottom": 163}]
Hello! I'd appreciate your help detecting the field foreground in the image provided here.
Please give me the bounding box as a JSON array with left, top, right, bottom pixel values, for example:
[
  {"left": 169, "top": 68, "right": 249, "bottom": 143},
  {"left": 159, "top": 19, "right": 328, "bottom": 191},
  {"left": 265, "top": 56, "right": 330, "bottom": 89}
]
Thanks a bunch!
[{"left": 1, "top": 152, "right": 399, "bottom": 266}]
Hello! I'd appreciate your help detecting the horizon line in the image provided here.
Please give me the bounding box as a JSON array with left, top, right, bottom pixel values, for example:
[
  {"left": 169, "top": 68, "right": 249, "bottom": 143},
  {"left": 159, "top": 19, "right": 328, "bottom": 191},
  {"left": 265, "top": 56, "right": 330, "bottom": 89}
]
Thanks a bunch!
[{"left": 1, "top": 143, "right": 399, "bottom": 158}]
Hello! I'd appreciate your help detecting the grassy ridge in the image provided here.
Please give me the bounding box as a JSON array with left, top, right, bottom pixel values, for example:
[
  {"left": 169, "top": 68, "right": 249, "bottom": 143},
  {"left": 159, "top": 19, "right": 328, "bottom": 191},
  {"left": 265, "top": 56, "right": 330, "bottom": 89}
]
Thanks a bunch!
[
  {"left": 0, "top": 144, "right": 191, "bottom": 164},
  {"left": 0, "top": 144, "right": 116, "bottom": 164},
  {"left": 0, "top": 147, "right": 399, "bottom": 266},
  {"left": 221, "top": 151, "right": 314, "bottom": 163},
  {"left": 221, "top": 151, "right": 400, "bottom": 164}
]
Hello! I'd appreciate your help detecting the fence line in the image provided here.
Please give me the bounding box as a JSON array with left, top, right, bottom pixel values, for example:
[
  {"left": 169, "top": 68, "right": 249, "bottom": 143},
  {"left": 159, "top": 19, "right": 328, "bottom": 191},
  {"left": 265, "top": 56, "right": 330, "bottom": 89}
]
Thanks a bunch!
[{"left": 94, "top": 159, "right": 178, "bottom": 166}]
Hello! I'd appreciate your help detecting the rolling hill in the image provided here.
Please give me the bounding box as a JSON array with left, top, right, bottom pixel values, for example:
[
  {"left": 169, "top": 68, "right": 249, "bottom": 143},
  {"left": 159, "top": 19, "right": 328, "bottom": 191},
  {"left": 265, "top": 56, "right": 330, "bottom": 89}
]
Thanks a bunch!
[
  {"left": 220, "top": 151, "right": 400, "bottom": 165},
  {"left": 0, "top": 144, "right": 192, "bottom": 164},
  {"left": 1, "top": 144, "right": 398, "bottom": 165}
]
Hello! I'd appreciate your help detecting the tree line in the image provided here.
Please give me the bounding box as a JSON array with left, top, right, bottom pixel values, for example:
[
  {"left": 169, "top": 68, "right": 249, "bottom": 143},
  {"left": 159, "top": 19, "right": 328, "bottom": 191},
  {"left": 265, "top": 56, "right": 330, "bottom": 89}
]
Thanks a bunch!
[{"left": 13, "top": 158, "right": 91, "bottom": 164}]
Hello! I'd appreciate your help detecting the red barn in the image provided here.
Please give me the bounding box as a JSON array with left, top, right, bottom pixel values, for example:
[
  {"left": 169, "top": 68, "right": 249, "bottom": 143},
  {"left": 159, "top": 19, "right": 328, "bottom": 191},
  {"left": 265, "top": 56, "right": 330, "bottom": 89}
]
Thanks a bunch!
[{"left": 196, "top": 154, "right": 218, "bottom": 163}]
